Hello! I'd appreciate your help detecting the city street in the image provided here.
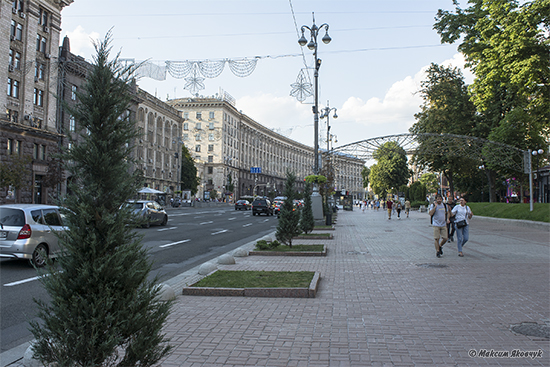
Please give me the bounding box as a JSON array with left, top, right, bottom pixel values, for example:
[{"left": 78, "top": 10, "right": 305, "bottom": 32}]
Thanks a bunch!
[{"left": 0, "top": 205, "right": 276, "bottom": 353}]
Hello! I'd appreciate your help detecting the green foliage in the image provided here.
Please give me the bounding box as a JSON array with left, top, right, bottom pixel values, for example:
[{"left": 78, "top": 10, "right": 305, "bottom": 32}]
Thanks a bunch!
[
  {"left": 420, "top": 173, "right": 440, "bottom": 194},
  {"left": 255, "top": 240, "right": 270, "bottom": 250},
  {"left": 361, "top": 166, "right": 370, "bottom": 188},
  {"left": 210, "top": 189, "right": 218, "bottom": 200},
  {"left": 0, "top": 154, "right": 32, "bottom": 200},
  {"left": 369, "top": 142, "right": 411, "bottom": 196},
  {"left": 410, "top": 200, "right": 429, "bottom": 209},
  {"left": 299, "top": 181, "right": 315, "bottom": 234},
  {"left": 192, "top": 270, "right": 315, "bottom": 289},
  {"left": 409, "top": 181, "right": 427, "bottom": 201},
  {"left": 276, "top": 171, "right": 302, "bottom": 247},
  {"left": 181, "top": 144, "right": 200, "bottom": 195},
  {"left": 226, "top": 173, "right": 234, "bottom": 193},
  {"left": 29, "top": 33, "right": 172, "bottom": 367},
  {"left": 305, "top": 175, "right": 327, "bottom": 184}
]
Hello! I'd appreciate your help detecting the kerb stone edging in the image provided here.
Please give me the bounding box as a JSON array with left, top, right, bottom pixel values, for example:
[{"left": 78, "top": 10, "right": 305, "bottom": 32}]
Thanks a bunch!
[
  {"left": 249, "top": 245, "right": 327, "bottom": 257},
  {"left": 181, "top": 271, "right": 321, "bottom": 298}
]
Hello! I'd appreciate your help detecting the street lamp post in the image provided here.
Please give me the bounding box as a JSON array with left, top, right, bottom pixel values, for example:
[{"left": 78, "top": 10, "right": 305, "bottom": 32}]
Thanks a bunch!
[
  {"left": 298, "top": 13, "right": 331, "bottom": 175},
  {"left": 529, "top": 148, "right": 545, "bottom": 211},
  {"left": 320, "top": 102, "right": 338, "bottom": 155}
]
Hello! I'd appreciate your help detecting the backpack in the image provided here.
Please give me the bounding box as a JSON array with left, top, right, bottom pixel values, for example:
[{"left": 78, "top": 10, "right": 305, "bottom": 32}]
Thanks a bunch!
[{"left": 430, "top": 203, "right": 447, "bottom": 224}]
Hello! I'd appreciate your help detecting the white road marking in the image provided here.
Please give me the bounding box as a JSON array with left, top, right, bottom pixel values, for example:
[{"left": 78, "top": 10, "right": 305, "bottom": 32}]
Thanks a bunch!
[
  {"left": 243, "top": 223, "right": 253, "bottom": 227},
  {"left": 211, "top": 229, "right": 228, "bottom": 235},
  {"left": 263, "top": 219, "right": 269, "bottom": 222},
  {"left": 228, "top": 217, "right": 236, "bottom": 221},
  {"left": 159, "top": 239, "right": 190, "bottom": 248},
  {"left": 200, "top": 221, "right": 214, "bottom": 225},
  {"left": 4, "top": 273, "right": 52, "bottom": 287},
  {"left": 157, "top": 227, "right": 177, "bottom": 232}
]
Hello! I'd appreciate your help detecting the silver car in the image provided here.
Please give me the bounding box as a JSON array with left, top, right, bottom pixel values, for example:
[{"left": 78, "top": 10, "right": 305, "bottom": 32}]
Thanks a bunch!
[
  {"left": 0, "top": 204, "right": 66, "bottom": 267},
  {"left": 127, "top": 200, "right": 168, "bottom": 227}
]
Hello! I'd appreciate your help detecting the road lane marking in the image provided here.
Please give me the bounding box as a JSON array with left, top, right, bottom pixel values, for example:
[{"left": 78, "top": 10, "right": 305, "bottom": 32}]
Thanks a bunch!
[
  {"left": 228, "top": 217, "right": 236, "bottom": 220},
  {"left": 263, "top": 219, "right": 269, "bottom": 222},
  {"left": 243, "top": 223, "right": 253, "bottom": 227},
  {"left": 200, "top": 221, "right": 214, "bottom": 225},
  {"left": 157, "top": 227, "right": 177, "bottom": 232},
  {"left": 211, "top": 229, "right": 228, "bottom": 235},
  {"left": 4, "top": 273, "right": 52, "bottom": 287},
  {"left": 159, "top": 239, "right": 190, "bottom": 248}
]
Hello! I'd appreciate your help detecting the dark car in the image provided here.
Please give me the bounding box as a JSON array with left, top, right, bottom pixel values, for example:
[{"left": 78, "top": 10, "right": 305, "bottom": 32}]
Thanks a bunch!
[
  {"left": 251, "top": 198, "right": 273, "bottom": 216},
  {"left": 235, "top": 200, "right": 251, "bottom": 211},
  {"left": 0, "top": 204, "right": 66, "bottom": 267},
  {"left": 127, "top": 200, "right": 168, "bottom": 227}
]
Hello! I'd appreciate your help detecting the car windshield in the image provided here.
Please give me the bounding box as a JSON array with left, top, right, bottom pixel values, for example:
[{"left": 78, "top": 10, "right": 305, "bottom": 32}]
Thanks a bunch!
[
  {"left": 0, "top": 208, "right": 26, "bottom": 226},
  {"left": 128, "top": 202, "right": 144, "bottom": 210}
]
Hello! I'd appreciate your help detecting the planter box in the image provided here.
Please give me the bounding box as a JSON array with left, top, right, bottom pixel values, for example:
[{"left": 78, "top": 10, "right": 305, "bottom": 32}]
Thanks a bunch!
[
  {"left": 249, "top": 245, "right": 327, "bottom": 257},
  {"left": 182, "top": 271, "right": 321, "bottom": 298}
]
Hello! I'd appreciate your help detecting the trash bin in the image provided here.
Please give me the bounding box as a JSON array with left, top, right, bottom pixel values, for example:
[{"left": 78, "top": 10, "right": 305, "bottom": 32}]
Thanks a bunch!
[{"left": 325, "top": 213, "right": 332, "bottom": 226}]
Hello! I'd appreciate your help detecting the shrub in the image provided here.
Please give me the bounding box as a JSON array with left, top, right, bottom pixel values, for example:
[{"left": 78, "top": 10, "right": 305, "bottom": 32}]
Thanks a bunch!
[{"left": 255, "top": 240, "right": 270, "bottom": 250}]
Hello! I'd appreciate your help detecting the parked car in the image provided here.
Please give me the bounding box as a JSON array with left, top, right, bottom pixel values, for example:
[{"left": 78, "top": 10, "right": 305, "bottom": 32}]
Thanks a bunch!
[
  {"left": 127, "top": 200, "right": 168, "bottom": 227},
  {"left": 235, "top": 200, "right": 251, "bottom": 210},
  {"left": 251, "top": 198, "right": 273, "bottom": 216},
  {"left": 0, "top": 204, "right": 66, "bottom": 267}
]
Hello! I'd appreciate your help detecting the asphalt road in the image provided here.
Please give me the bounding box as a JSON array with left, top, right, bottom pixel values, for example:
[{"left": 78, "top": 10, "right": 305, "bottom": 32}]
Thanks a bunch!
[{"left": 0, "top": 204, "right": 276, "bottom": 353}]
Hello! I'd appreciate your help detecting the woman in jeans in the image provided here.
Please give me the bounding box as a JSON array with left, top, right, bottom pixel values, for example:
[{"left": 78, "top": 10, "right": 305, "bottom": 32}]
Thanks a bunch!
[{"left": 451, "top": 197, "right": 473, "bottom": 257}]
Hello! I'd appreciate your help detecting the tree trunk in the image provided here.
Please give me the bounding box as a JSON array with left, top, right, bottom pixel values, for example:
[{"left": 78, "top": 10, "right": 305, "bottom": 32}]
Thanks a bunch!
[
  {"left": 486, "top": 169, "right": 497, "bottom": 203},
  {"left": 445, "top": 170, "right": 455, "bottom": 200}
]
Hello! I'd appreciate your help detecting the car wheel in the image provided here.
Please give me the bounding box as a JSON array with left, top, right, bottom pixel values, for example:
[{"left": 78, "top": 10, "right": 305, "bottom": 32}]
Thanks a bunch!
[
  {"left": 161, "top": 215, "right": 168, "bottom": 226},
  {"left": 31, "top": 244, "right": 48, "bottom": 268}
]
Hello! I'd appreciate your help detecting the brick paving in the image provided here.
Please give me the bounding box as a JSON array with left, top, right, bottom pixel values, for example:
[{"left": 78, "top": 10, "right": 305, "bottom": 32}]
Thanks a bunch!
[
  {"left": 156, "top": 208, "right": 550, "bottom": 366},
  {"left": 4, "top": 208, "right": 549, "bottom": 366}
]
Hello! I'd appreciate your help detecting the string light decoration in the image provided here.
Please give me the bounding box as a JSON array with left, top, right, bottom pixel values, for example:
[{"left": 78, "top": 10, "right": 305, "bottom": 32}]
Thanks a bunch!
[
  {"left": 129, "top": 58, "right": 258, "bottom": 95},
  {"left": 290, "top": 69, "right": 313, "bottom": 102}
]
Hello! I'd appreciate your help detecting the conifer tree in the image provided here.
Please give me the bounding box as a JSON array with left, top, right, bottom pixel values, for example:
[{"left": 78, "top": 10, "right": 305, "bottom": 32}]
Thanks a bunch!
[
  {"left": 29, "top": 33, "right": 172, "bottom": 366},
  {"left": 276, "top": 171, "right": 301, "bottom": 247},
  {"left": 299, "top": 181, "right": 314, "bottom": 234}
]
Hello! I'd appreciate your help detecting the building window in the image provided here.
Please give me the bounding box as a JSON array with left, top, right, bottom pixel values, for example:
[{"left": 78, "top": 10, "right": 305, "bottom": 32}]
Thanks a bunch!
[
  {"left": 209, "top": 122, "right": 214, "bottom": 130},
  {"left": 183, "top": 122, "right": 188, "bottom": 130},
  {"left": 208, "top": 156, "right": 213, "bottom": 163},
  {"left": 8, "top": 139, "right": 21, "bottom": 155},
  {"left": 13, "top": 0, "right": 23, "bottom": 12},
  {"left": 209, "top": 133, "right": 214, "bottom": 141},
  {"left": 69, "top": 116, "right": 75, "bottom": 132},
  {"left": 71, "top": 85, "right": 77, "bottom": 100},
  {"left": 39, "top": 8, "right": 48, "bottom": 26},
  {"left": 196, "top": 112, "right": 202, "bottom": 120},
  {"left": 16, "top": 23, "right": 23, "bottom": 41},
  {"left": 183, "top": 133, "right": 189, "bottom": 141},
  {"left": 195, "top": 134, "right": 201, "bottom": 141},
  {"left": 183, "top": 112, "right": 189, "bottom": 119},
  {"left": 35, "top": 63, "right": 45, "bottom": 80},
  {"left": 209, "top": 111, "right": 215, "bottom": 119},
  {"left": 195, "top": 122, "right": 201, "bottom": 130},
  {"left": 33, "top": 88, "right": 44, "bottom": 106},
  {"left": 207, "top": 179, "right": 213, "bottom": 185},
  {"left": 208, "top": 144, "right": 214, "bottom": 152},
  {"left": 195, "top": 145, "right": 201, "bottom": 152},
  {"left": 207, "top": 166, "right": 213, "bottom": 174},
  {"left": 33, "top": 144, "right": 45, "bottom": 160},
  {"left": 7, "top": 78, "right": 19, "bottom": 98},
  {"left": 9, "top": 50, "right": 21, "bottom": 70}
]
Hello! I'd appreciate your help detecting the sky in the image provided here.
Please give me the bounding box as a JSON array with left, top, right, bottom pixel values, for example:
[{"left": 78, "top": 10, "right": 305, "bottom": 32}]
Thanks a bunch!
[{"left": 59, "top": 0, "right": 473, "bottom": 150}]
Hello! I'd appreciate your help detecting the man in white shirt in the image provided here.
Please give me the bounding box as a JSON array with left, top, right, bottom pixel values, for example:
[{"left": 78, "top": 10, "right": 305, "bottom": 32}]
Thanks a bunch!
[{"left": 429, "top": 194, "right": 450, "bottom": 258}]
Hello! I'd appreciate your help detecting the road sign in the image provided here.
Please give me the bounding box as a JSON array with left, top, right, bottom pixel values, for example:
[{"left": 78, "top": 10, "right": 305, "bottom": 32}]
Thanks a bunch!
[{"left": 250, "top": 167, "right": 262, "bottom": 174}]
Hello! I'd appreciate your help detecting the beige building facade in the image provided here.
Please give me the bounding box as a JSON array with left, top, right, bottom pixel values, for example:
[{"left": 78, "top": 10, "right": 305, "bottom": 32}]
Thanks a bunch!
[{"left": 167, "top": 94, "right": 365, "bottom": 201}]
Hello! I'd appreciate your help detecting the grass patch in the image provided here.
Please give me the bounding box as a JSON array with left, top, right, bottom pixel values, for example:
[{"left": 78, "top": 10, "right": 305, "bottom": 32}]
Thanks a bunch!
[
  {"left": 262, "top": 244, "right": 325, "bottom": 252},
  {"left": 191, "top": 270, "right": 315, "bottom": 288},
  {"left": 468, "top": 202, "right": 549, "bottom": 223}
]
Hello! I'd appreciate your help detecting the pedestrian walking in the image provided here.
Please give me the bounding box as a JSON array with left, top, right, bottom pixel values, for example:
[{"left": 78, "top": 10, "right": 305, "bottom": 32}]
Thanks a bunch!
[
  {"left": 396, "top": 201, "right": 402, "bottom": 219},
  {"left": 451, "top": 197, "right": 473, "bottom": 257},
  {"left": 405, "top": 199, "right": 411, "bottom": 218},
  {"left": 446, "top": 199, "right": 456, "bottom": 242},
  {"left": 386, "top": 199, "right": 393, "bottom": 219},
  {"left": 429, "top": 194, "right": 449, "bottom": 258}
]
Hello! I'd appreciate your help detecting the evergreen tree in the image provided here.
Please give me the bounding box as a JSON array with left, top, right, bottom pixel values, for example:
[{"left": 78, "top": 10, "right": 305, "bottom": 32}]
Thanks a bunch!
[
  {"left": 29, "top": 34, "right": 172, "bottom": 366},
  {"left": 299, "top": 181, "right": 314, "bottom": 234},
  {"left": 276, "top": 171, "right": 301, "bottom": 247},
  {"left": 181, "top": 144, "right": 200, "bottom": 195}
]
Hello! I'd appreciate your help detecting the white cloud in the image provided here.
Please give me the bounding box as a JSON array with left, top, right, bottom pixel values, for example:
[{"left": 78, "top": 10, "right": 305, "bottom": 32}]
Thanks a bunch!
[{"left": 62, "top": 26, "right": 99, "bottom": 60}]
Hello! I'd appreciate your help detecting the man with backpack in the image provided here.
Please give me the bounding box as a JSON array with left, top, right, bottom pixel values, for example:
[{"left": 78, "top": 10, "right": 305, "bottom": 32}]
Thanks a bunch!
[{"left": 429, "top": 194, "right": 450, "bottom": 258}]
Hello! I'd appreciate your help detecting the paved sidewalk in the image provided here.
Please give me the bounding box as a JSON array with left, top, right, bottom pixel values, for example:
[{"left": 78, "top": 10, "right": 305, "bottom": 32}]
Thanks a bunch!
[{"left": 5, "top": 208, "right": 550, "bottom": 366}]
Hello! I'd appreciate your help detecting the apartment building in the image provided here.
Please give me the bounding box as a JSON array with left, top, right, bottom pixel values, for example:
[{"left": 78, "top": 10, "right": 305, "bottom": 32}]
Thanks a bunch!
[
  {"left": 1, "top": 0, "right": 73, "bottom": 203},
  {"left": 167, "top": 94, "right": 365, "bottom": 200}
]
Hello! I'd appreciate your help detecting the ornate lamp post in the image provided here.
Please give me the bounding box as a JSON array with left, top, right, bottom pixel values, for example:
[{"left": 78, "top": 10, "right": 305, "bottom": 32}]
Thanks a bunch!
[
  {"left": 320, "top": 102, "right": 338, "bottom": 154},
  {"left": 529, "top": 148, "right": 545, "bottom": 211},
  {"left": 298, "top": 13, "right": 331, "bottom": 175}
]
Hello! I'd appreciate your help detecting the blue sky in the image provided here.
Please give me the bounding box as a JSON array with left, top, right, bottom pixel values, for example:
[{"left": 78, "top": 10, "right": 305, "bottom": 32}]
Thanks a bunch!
[{"left": 60, "top": 0, "right": 472, "bottom": 148}]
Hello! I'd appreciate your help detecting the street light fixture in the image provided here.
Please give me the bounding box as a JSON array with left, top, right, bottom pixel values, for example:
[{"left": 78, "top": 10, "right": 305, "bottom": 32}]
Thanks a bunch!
[
  {"left": 529, "top": 148, "right": 545, "bottom": 211},
  {"left": 320, "top": 102, "right": 338, "bottom": 154},
  {"left": 298, "top": 12, "right": 331, "bottom": 175}
]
